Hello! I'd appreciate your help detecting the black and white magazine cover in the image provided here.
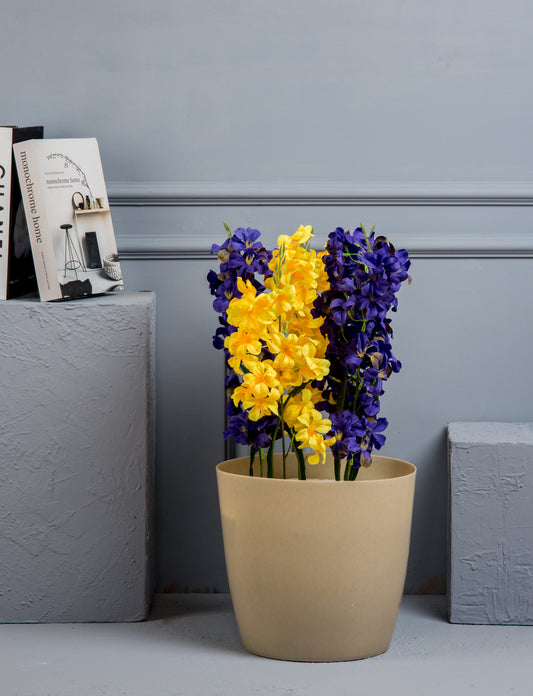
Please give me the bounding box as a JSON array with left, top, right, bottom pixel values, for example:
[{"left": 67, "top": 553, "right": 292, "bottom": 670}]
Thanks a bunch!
[{"left": 13, "top": 137, "right": 123, "bottom": 301}]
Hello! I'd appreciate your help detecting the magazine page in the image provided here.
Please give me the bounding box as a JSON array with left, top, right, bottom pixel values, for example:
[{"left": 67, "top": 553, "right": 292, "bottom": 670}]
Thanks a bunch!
[{"left": 40, "top": 138, "right": 123, "bottom": 299}]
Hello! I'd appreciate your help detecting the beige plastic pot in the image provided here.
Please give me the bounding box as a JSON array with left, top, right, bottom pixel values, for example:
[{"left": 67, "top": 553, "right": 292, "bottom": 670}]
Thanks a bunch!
[{"left": 216, "top": 453, "right": 416, "bottom": 662}]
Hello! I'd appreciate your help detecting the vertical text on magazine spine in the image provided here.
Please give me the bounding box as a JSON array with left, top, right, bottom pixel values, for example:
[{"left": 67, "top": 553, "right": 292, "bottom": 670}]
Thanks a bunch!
[
  {"left": 0, "top": 164, "right": 5, "bottom": 258},
  {"left": 18, "top": 150, "right": 42, "bottom": 243}
]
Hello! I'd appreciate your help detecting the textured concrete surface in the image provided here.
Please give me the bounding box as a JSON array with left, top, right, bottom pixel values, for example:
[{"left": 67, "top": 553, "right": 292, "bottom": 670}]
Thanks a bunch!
[
  {"left": 448, "top": 422, "right": 533, "bottom": 625},
  {"left": 1, "top": 594, "right": 533, "bottom": 696},
  {"left": 0, "top": 292, "right": 155, "bottom": 622}
]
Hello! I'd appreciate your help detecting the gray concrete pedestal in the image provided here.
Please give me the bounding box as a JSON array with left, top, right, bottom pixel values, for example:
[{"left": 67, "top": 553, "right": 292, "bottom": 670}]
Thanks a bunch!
[
  {"left": 448, "top": 422, "right": 533, "bottom": 625},
  {"left": 0, "top": 292, "right": 155, "bottom": 622}
]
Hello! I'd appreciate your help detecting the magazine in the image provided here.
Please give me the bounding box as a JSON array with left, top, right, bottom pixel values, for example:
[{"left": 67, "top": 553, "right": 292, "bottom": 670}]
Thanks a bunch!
[
  {"left": 0, "top": 125, "right": 43, "bottom": 299},
  {"left": 13, "top": 137, "right": 123, "bottom": 301}
]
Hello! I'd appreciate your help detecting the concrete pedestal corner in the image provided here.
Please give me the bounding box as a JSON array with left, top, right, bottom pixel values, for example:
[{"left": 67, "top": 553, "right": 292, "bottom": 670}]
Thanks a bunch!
[
  {"left": 448, "top": 422, "right": 533, "bottom": 625},
  {"left": 0, "top": 292, "right": 155, "bottom": 622}
]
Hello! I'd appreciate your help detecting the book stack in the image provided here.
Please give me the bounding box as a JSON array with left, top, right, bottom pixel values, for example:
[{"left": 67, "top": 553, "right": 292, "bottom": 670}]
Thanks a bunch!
[{"left": 1, "top": 128, "right": 123, "bottom": 301}]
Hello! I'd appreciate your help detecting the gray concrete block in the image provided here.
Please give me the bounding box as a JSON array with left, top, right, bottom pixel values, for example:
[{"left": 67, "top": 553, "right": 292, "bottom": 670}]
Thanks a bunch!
[
  {"left": 0, "top": 292, "right": 155, "bottom": 622},
  {"left": 448, "top": 422, "right": 533, "bottom": 624}
]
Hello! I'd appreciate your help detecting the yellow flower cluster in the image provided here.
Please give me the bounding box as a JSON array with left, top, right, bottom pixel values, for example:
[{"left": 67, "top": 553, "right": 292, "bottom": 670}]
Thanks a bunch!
[{"left": 225, "top": 225, "right": 335, "bottom": 465}]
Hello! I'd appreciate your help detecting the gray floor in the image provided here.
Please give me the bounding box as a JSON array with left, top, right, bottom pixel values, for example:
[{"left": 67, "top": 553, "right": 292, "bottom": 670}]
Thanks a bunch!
[{"left": 2, "top": 594, "right": 532, "bottom": 696}]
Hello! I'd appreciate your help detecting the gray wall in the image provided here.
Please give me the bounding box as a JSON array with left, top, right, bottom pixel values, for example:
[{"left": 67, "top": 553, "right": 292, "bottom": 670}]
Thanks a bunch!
[{"left": 2, "top": 0, "right": 533, "bottom": 594}]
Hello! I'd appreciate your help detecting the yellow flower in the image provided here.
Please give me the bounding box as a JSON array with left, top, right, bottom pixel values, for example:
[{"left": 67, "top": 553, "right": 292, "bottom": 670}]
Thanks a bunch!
[
  {"left": 298, "top": 342, "right": 330, "bottom": 382},
  {"left": 266, "top": 332, "right": 300, "bottom": 371},
  {"left": 294, "top": 408, "right": 333, "bottom": 466},
  {"left": 253, "top": 292, "right": 277, "bottom": 329},
  {"left": 283, "top": 389, "right": 316, "bottom": 428},
  {"left": 276, "top": 224, "right": 313, "bottom": 250},
  {"left": 226, "top": 277, "right": 256, "bottom": 323},
  {"left": 225, "top": 331, "right": 262, "bottom": 374},
  {"left": 231, "top": 361, "right": 281, "bottom": 420},
  {"left": 247, "top": 360, "right": 280, "bottom": 389},
  {"left": 315, "top": 250, "right": 330, "bottom": 292},
  {"left": 222, "top": 225, "right": 335, "bottom": 466},
  {"left": 268, "top": 284, "right": 301, "bottom": 315},
  {"left": 233, "top": 381, "right": 280, "bottom": 421},
  {"left": 226, "top": 278, "right": 276, "bottom": 337}
]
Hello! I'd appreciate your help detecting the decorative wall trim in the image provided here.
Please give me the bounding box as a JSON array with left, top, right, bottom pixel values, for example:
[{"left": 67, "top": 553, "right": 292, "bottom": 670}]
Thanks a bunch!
[
  {"left": 117, "top": 235, "right": 533, "bottom": 261},
  {"left": 111, "top": 181, "right": 533, "bottom": 260},
  {"left": 109, "top": 180, "right": 533, "bottom": 208}
]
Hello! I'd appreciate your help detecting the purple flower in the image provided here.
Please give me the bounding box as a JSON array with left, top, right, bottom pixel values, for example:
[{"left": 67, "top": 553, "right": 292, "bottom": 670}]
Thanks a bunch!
[
  {"left": 208, "top": 225, "right": 272, "bottom": 350},
  {"left": 329, "top": 295, "right": 355, "bottom": 326},
  {"left": 224, "top": 413, "right": 250, "bottom": 445},
  {"left": 208, "top": 225, "right": 285, "bottom": 452},
  {"left": 230, "top": 227, "right": 262, "bottom": 252},
  {"left": 317, "top": 225, "right": 410, "bottom": 473},
  {"left": 212, "top": 276, "right": 241, "bottom": 314},
  {"left": 224, "top": 410, "right": 278, "bottom": 450},
  {"left": 358, "top": 390, "right": 381, "bottom": 417},
  {"left": 213, "top": 325, "right": 229, "bottom": 350},
  {"left": 329, "top": 410, "right": 366, "bottom": 459},
  {"left": 210, "top": 238, "right": 231, "bottom": 255},
  {"left": 248, "top": 415, "right": 278, "bottom": 450}
]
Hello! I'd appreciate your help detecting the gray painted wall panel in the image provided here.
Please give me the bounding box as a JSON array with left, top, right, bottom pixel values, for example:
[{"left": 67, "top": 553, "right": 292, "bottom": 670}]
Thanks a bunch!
[
  {"left": 3, "top": 1, "right": 533, "bottom": 183},
  {"left": 2, "top": 1, "right": 533, "bottom": 594}
]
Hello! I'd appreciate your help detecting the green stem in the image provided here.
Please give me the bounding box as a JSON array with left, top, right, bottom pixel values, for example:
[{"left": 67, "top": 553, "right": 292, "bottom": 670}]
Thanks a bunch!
[
  {"left": 259, "top": 448, "right": 264, "bottom": 478},
  {"left": 343, "top": 455, "right": 360, "bottom": 481},
  {"left": 249, "top": 447, "right": 256, "bottom": 477},
  {"left": 338, "top": 376, "right": 347, "bottom": 412},
  {"left": 349, "top": 465, "right": 360, "bottom": 481},
  {"left": 360, "top": 223, "right": 372, "bottom": 252},
  {"left": 334, "top": 377, "right": 347, "bottom": 482},
  {"left": 343, "top": 460, "right": 351, "bottom": 481},
  {"left": 334, "top": 454, "right": 341, "bottom": 482},
  {"left": 352, "top": 370, "right": 362, "bottom": 410},
  {"left": 294, "top": 446, "right": 306, "bottom": 480},
  {"left": 280, "top": 402, "right": 287, "bottom": 479},
  {"left": 288, "top": 430, "right": 297, "bottom": 456},
  {"left": 266, "top": 421, "right": 280, "bottom": 478},
  {"left": 286, "top": 383, "right": 307, "bottom": 401}
]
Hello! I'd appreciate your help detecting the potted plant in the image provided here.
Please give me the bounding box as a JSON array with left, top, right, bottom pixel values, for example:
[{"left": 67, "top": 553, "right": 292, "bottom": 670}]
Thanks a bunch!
[{"left": 207, "top": 223, "right": 415, "bottom": 661}]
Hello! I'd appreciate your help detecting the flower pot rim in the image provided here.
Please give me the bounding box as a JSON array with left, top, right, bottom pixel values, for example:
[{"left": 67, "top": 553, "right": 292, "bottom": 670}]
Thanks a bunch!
[{"left": 217, "top": 453, "right": 416, "bottom": 484}]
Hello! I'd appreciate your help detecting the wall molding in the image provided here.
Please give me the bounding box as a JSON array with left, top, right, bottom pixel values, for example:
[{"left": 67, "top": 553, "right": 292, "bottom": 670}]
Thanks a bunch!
[
  {"left": 111, "top": 181, "right": 533, "bottom": 260},
  {"left": 108, "top": 180, "right": 533, "bottom": 208},
  {"left": 117, "top": 234, "right": 533, "bottom": 261}
]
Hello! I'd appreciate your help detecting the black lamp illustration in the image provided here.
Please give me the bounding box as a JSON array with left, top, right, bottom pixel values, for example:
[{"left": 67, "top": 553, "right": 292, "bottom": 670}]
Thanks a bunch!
[
  {"left": 61, "top": 223, "right": 83, "bottom": 279},
  {"left": 47, "top": 152, "right": 104, "bottom": 273}
]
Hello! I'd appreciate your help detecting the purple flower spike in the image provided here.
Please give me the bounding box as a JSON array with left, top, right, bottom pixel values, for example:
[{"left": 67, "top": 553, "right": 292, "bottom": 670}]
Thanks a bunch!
[
  {"left": 316, "top": 225, "right": 410, "bottom": 470},
  {"left": 208, "top": 224, "right": 278, "bottom": 451}
]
